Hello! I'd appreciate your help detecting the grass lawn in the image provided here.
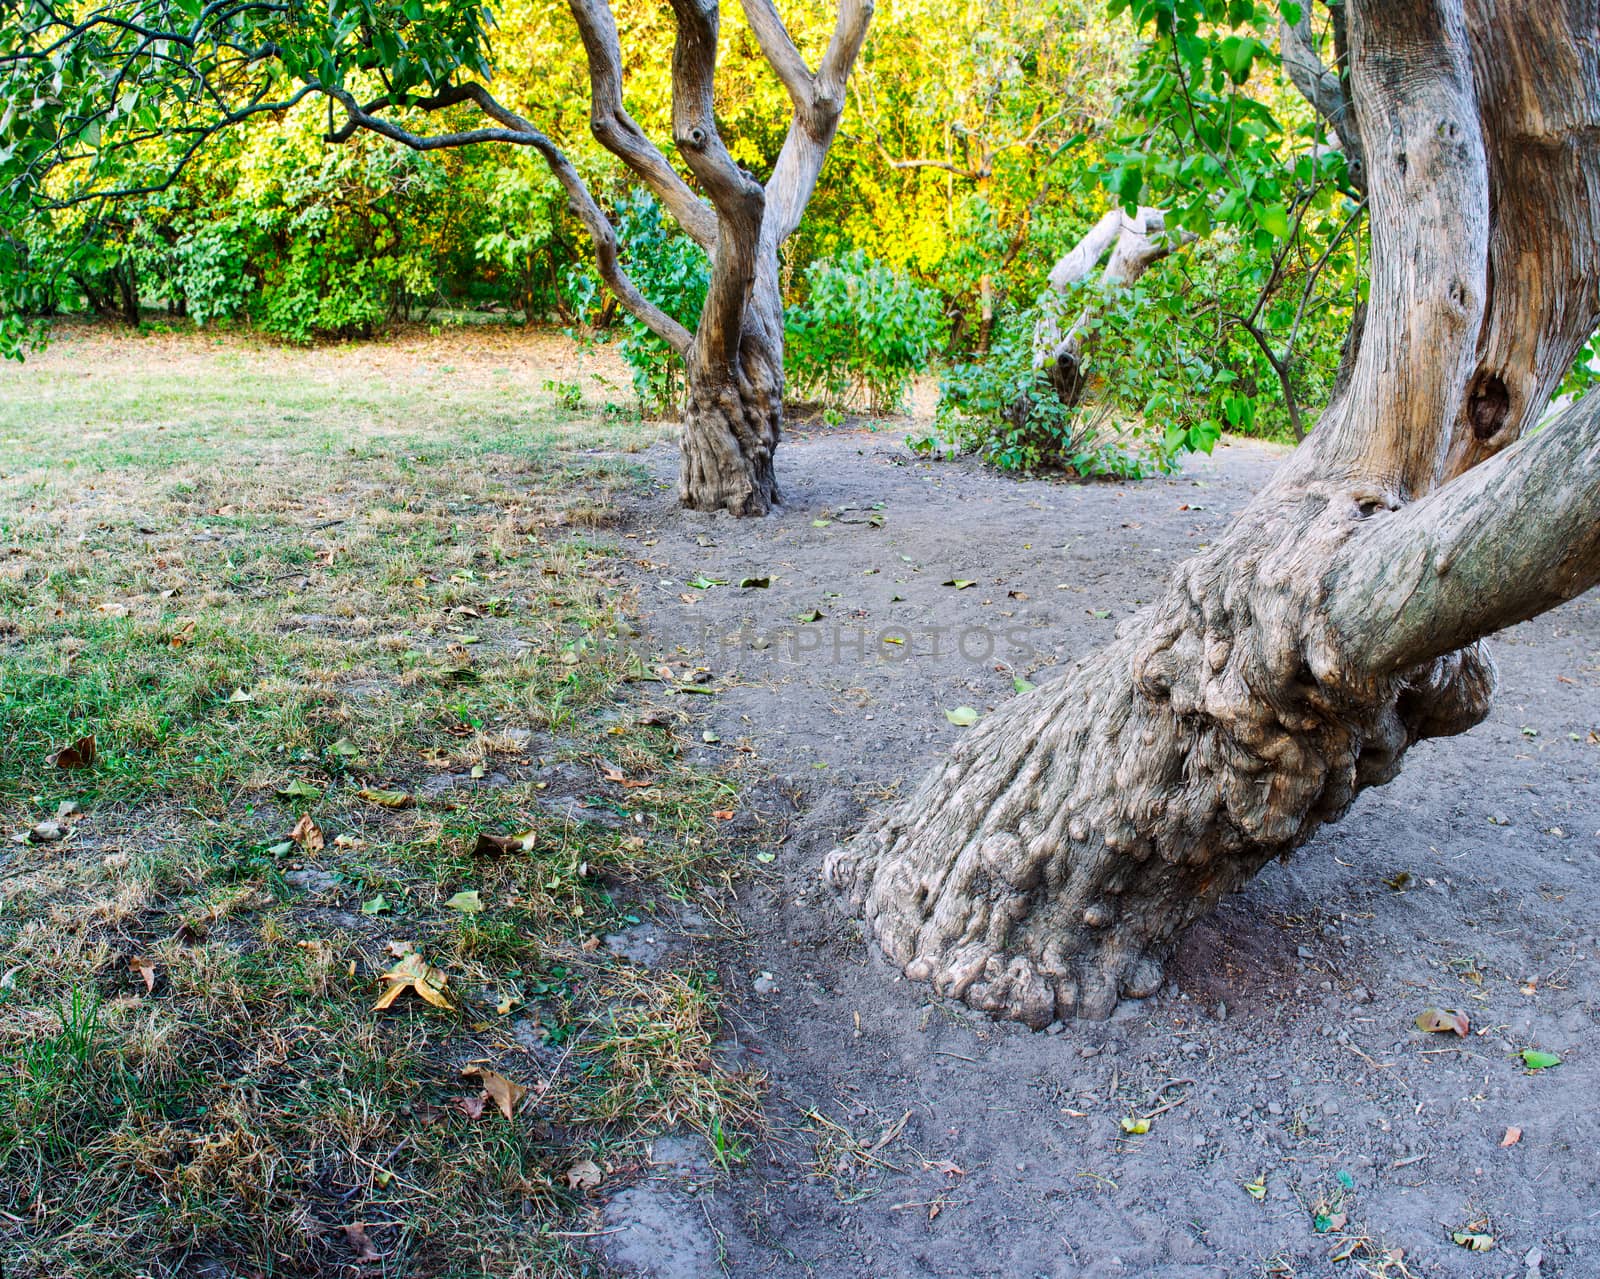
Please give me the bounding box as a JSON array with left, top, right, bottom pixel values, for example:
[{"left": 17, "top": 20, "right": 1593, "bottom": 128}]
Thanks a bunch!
[{"left": 0, "top": 323, "right": 758, "bottom": 1276}]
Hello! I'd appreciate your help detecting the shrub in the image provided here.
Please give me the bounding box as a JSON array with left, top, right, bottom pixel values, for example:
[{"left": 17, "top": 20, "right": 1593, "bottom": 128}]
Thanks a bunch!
[
  {"left": 575, "top": 189, "right": 709, "bottom": 416},
  {"left": 922, "top": 300, "right": 1211, "bottom": 477},
  {"left": 785, "top": 251, "right": 943, "bottom": 414}
]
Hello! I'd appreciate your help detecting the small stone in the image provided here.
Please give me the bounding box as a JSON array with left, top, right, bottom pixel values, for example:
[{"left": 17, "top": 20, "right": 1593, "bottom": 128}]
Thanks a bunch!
[
  {"left": 1322, "top": 1099, "right": 1340, "bottom": 1116},
  {"left": 1267, "top": 1101, "right": 1284, "bottom": 1116},
  {"left": 752, "top": 974, "right": 778, "bottom": 995},
  {"left": 1351, "top": 985, "right": 1371, "bottom": 1004},
  {"left": 1045, "top": 1020, "right": 1065, "bottom": 1036},
  {"left": 1216, "top": 1000, "right": 1228, "bottom": 1021},
  {"left": 1080, "top": 1044, "right": 1102, "bottom": 1058},
  {"left": 1297, "top": 945, "right": 1315, "bottom": 960}
]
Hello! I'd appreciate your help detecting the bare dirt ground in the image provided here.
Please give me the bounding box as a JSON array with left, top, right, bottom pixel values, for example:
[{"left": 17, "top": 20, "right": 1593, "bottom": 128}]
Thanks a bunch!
[{"left": 590, "top": 424, "right": 1600, "bottom": 1279}]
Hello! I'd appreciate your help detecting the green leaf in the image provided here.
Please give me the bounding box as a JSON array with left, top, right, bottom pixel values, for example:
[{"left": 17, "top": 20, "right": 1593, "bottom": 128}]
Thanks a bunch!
[
  {"left": 737, "top": 577, "right": 770, "bottom": 588},
  {"left": 276, "top": 779, "right": 322, "bottom": 802},
  {"left": 362, "top": 894, "right": 391, "bottom": 915},
  {"left": 1521, "top": 1049, "right": 1561, "bottom": 1070},
  {"left": 942, "top": 578, "right": 976, "bottom": 590},
  {"left": 1013, "top": 677, "right": 1036, "bottom": 694},
  {"left": 796, "top": 609, "right": 824, "bottom": 623},
  {"left": 1258, "top": 203, "right": 1290, "bottom": 239},
  {"left": 445, "top": 890, "right": 483, "bottom": 914},
  {"left": 944, "top": 706, "right": 979, "bottom": 727},
  {"left": 687, "top": 575, "right": 727, "bottom": 590}
]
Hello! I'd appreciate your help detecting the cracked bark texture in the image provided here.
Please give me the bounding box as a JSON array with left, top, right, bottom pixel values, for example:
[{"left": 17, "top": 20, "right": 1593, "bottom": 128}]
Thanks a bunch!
[{"left": 827, "top": 0, "right": 1600, "bottom": 1024}]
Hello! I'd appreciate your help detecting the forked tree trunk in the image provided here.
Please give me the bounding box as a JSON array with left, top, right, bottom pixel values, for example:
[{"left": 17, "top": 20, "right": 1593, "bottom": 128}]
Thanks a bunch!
[
  {"left": 827, "top": 0, "right": 1600, "bottom": 1023},
  {"left": 678, "top": 254, "right": 785, "bottom": 514}
]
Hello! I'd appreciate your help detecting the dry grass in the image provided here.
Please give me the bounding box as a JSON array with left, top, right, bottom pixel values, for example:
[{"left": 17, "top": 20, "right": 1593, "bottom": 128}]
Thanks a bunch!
[{"left": 0, "top": 322, "right": 760, "bottom": 1277}]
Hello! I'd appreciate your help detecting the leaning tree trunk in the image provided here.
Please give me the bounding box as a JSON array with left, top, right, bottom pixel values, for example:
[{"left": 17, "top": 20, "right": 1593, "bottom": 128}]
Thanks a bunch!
[{"left": 827, "top": 0, "right": 1600, "bottom": 1024}]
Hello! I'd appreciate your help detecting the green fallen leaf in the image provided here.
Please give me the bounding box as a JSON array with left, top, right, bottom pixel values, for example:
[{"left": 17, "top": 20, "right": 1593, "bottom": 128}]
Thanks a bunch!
[
  {"left": 362, "top": 894, "right": 391, "bottom": 915},
  {"left": 796, "top": 609, "right": 824, "bottom": 623},
  {"left": 812, "top": 518, "right": 832, "bottom": 527},
  {"left": 330, "top": 738, "right": 361, "bottom": 758},
  {"left": 945, "top": 706, "right": 979, "bottom": 727},
  {"left": 942, "top": 578, "right": 976, "bottom": 589},
  {"left": 674, "top": 684, "right": 717, "bottom": 695},
  {"left": 227, "top": 688, "right": 254, "bottom": 703},
  {"left": 1119, "top": 1116, "right": 1149, "bottom": 1135},
  {"left": 445, "top": 890, "right": 483, "bottom": 914},
  {"left": 1521, "top": 1049, "right": 1561, "bottom": 1070},
  {"left": 1013, "top": 677, "right": 1036, "bottom": 694},
  {"left": 1243, "top": 1176, "right": 1267, "bottom": 1201},
  {"left": 701, "top": 730, "right": 720, "bottom": 744},
  {"left": 738, "top": 577, "right": 770, "bottom": 589},
  {"left": 276, "top": 779, "right": 322, "bottom": 802},
  {"left": 755, "top": 852, "right": 776, "bottom": 863},
  {"left": 687, "top": 576, "right": 728, "bottom": 590},
  {"left": 1091, "top": 609, "right": 1112, "bottom": 619}
]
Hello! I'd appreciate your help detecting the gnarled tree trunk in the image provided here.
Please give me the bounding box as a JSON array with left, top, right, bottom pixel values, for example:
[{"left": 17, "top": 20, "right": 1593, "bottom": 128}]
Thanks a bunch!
[
  {"left": 679, "top": 254, "right": 786, "bottom": 514},
  {"left": 828, "top": 0, "right": 1600, "bottom": 1024}
]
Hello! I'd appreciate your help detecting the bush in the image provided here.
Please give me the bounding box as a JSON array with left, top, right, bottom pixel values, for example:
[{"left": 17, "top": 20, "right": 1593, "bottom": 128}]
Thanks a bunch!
[
  {"left": 922, "top": 301, "right": 1208, "bottom": 477},
  {"left": 576, "top": 189, "right": 709, "bottom": 416},
  {"left": 784, "top": 250, "right": 943, "bottom": 414}
]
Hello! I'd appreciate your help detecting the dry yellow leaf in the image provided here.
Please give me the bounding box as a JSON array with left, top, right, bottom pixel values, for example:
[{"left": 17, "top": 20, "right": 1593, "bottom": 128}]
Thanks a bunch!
[
  {"left": 463, "top": 1065, "right": 527, "bottom": 1119},
  {"left": 374, "top": 952, "right": 452, "bottom": 1010},
  {"left": 289, "top": 813, "right": 325, "bottom": 853}
]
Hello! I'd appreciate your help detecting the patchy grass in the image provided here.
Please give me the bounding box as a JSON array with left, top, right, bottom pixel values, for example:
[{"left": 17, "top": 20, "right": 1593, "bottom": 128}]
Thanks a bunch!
[{"left": 0, "top": 324, "right": 758, "bottom": 1276}]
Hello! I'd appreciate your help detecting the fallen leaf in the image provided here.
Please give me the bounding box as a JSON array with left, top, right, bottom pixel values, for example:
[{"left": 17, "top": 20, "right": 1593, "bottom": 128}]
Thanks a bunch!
[
  {"left": 944, "top": 706, "right": 979, "bottom": 727},
  {"left": 453, "top": 1095, "right": 486, "bottom": 1119},
  {"left": 46, "top": 735, "right": 97, "bottom": 770},
  {"left": 26, "top": 819, "right": 65, "bottom": 844},
  {"left": 1451, "top": 1231, "right": 1494, "bottom": 1251},
  {"left": 601, "top": 768, "right": 652, "bottom": 790},
  {"left": 444, "top": 890, "right": 483, "bottom": 914},
  {"left": 289, "top": 813, "right": 325, "bottom": 853},
  {"left": 463, "top": 1066, "right": 527, "bottom": 1119},
  {"left": 795, "top": 609, "right": 824, "bottom": 623},
  {"left": 129, "top": 956, "right": 156, "bottom": 993},
  {"left": 330, "top": 738, "right": 361, "bottom": 759},
  {"left": 1090, "top": 608, "right": 1111, "bottom": 619},
  {"left": 277, "top": 779, "right": 321, "bottom": 802},
  {"left": 738, "top": 577, "right": 770, "bottom": 588},
  {"left": 941, "top": 578, "right": 976, "bottom": 589},
  {"left": 1500, "top": 1125, "right": 1522, "bottom": 1147},
  {"left": 357, "top": 788, "right": 414, "bottom": 808},
  {"left": 1520, "top": 1049, "right": 1561, "bottom": 1070},
  {"left": 1120, "top": 1116, "right": 1150, "bottom": 1135},
  {"left": 712, "top": 809, "right": 735, "bottom": 821},
  {"left": 339, "top": 1223, "right": 382, "bottom": 1263},
  {"left": 687, "top": 575, "right": 728, "bottom": 589},
  {"left": 1313, "top": 1209, "right": 1348, "bottom": 1234},
  {"left": 1243, "top": 1176, "right": 1267, "bottom": 1201},
  {"left": 565, "top": 1157, "right": 603, "bottom": 1190},
  {"left": 1415, "top": 1007, "right": 1470, "bottom": 1036},
  {"left": 227, "top": 688, "right": 254, "bottom": 703},
  {"left": 1013, "top": 676, "right": 1036, "bottom": 694},
  {"left": 1383, "top": 870, "right": 1412, "bottom": 891},
  {"left": 362, "top": 894, "right": 391, "bottom": 915},
  {"left": 473, "top": 831, "right": 536, "bottom": 857},
  {"left": 374, "top": 952, "right": 452, "bottom": 1010}
]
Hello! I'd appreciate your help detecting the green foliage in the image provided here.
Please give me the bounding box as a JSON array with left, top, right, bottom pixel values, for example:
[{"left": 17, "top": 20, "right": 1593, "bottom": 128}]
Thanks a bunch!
[
  {"left": 585, "top": 189, "right": 709, "bottom": 415},
  {"left": 927, "top": 302, "right": 1188, "bottom": 476},
  {"left": 784, "top": 251, "right": 944, "bottom": 414}
]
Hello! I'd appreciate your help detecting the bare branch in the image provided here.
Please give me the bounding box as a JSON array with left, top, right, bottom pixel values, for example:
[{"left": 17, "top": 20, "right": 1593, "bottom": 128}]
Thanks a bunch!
[
  {"left": 739, "top": 0, "right": 814, "bottom": 110},
  {"left": 325, "top": 83, "right": 691, "bottom": 354},
  {"left": 567, "top": 0, "right": 717, "bottom": 250},
  {"left": 1279, "top": 5, "right": 1366, "bottom": 192}
]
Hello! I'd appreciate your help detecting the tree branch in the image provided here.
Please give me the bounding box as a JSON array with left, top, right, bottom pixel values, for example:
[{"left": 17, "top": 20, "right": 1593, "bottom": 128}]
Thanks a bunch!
[
  {"left": 567, "top": 0, "right": 717, "bottom": 250},
  {"left": 1330, "top": 383, "right": 1600, "bottom": 676}
]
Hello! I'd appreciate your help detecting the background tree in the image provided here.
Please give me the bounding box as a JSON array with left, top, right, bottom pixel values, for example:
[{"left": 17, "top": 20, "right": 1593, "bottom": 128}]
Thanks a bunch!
[
  {"left": 0, "top": 0, "right": 872, "bottom": 514},
  {"left": 827, "top": 0, "right": 1600, "bottom": 1023}
]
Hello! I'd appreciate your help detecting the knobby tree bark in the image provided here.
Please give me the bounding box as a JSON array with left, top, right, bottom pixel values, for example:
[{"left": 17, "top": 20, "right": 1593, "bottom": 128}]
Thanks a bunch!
[{"left": 827, "top": 0, "right": 1600, "bottom": 1024}]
